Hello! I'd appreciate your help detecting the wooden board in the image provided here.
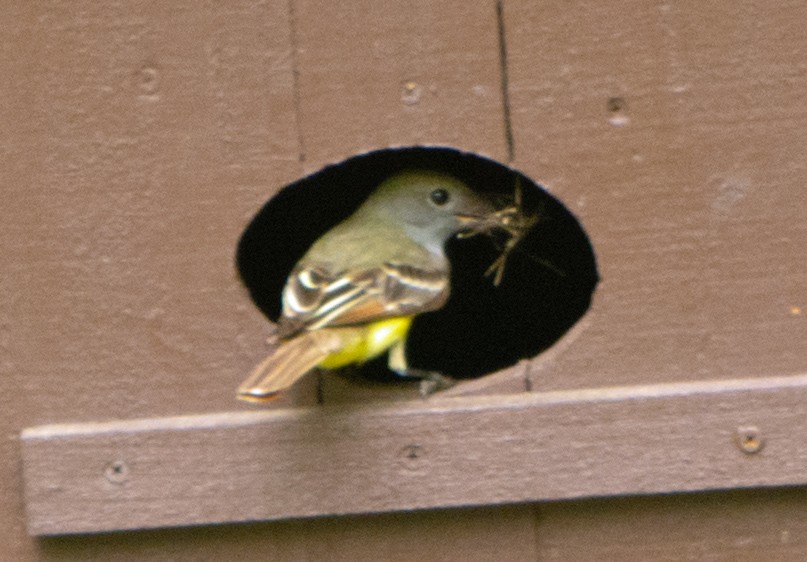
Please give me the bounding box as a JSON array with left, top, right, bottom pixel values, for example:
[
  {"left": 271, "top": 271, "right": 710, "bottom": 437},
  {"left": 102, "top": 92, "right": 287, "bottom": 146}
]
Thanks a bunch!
[
  {"left": 503, "top": 0, "right": 807, "bottom": 392},
  {"left": 1, "top": 1, "right": 303, "bottom": 558},
  {"left": 22, "top": 373, "right": 807, "bottom": 535},
  {"left": 4, "top": 0, "right": 807, "bottom": 559},
  {"left": 291, "top": 0, "right": 509, "bottom": 170}
]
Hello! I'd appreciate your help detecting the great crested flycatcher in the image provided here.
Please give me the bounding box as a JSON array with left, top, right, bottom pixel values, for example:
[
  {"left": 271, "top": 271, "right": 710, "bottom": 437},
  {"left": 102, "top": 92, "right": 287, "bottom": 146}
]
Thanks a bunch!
[{"left": 237, "top": 169, "right": 515, "bottom": 402}]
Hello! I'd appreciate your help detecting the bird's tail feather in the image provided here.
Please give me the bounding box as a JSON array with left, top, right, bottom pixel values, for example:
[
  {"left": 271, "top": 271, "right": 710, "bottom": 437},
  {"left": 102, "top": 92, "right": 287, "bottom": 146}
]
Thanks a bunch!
[{"left": 237, "top": 330, "right": 344, "bottom": 402}]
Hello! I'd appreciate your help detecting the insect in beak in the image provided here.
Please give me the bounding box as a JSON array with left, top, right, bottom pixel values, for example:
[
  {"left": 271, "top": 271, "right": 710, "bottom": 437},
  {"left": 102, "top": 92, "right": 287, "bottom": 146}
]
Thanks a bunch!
[{"left": 456, "top": 178, "right": 540, "bottom": 286}]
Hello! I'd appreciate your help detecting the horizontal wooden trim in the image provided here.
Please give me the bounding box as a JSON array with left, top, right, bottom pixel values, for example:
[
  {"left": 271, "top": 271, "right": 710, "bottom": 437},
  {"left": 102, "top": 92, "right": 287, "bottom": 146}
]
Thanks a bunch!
[{"left": 21, "top": 373, "right": 807, "bottom": 535}]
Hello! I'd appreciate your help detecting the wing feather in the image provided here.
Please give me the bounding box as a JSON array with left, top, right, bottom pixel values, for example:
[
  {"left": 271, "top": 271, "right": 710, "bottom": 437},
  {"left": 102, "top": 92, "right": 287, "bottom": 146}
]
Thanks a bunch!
[
  {"left": 237, "top": 329, "right": 348, "bottom": 401},
  {"left": 278, "top": 262, "right": 449, "bottom": 338}
]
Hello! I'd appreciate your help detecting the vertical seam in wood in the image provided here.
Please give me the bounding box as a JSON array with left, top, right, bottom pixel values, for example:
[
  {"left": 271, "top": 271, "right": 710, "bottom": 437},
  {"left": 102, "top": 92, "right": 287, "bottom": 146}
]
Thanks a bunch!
[
  {"left": 496, "top": 0, "right": 515, "bottom": 163},
  {"left": 287, "top": 0, "right": 306, "bottom": 163},
  {"left": 524, "top": 361, "right": 534, "bottom": 392},
  {"left": 532, "top": 502, "right": 544, "bottom": 561}
]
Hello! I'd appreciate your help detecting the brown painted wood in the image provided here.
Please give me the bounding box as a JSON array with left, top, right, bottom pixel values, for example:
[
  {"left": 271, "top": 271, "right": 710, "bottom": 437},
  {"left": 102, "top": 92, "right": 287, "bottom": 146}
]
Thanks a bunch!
[
  {"left": 503, "top": 0, "right": 807, "bottom": 392},
  {"left": 22, "top": 373, "right": 807, "bottom": 535},
  {"left": 290, "top": 0, "right": 514, "bottom": 404},
  {"left": 534, "top": 489, "right": 807, "bottom": 561},
  {"left": 290, "top": 0, "right": 509, "bottom": 172},
  {"left": 1, "top": 1, "right": 305, "bottom": 558},
  {"left": 37, "top": 504, "right": 540, "bottom": 562},
  {"left": 4, "top": 0, "right": 807, "bottom": 558}
]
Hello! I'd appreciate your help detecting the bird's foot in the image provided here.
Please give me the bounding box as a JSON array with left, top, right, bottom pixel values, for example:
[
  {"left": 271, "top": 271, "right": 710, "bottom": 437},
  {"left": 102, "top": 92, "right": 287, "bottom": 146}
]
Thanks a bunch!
[{"left": 403, "top": 369, "right": 455, "bottom": 398}]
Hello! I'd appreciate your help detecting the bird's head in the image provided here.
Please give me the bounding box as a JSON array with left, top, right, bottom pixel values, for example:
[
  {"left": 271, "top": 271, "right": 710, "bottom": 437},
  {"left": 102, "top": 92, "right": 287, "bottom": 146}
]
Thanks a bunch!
[{"left": 358, "top": 170, "right": 501, "bottom": 253}]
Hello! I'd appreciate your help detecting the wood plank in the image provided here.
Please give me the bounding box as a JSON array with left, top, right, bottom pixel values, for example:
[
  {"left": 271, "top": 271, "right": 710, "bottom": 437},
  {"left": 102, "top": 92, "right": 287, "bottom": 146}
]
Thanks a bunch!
[
  {"left": 277, "top": 0, "right": 515, "bottom": 406},
  {"left": 534, "top": 489, "right": 807, "bottom": 561},
  {"left": 39, "top": 504, "right": 540, "bottom": 561},
  {"left": 502, "top": 0, "right": 807, "bottom": 392},
  {"left": 2, "top": 0, "right": 303, "bottom": 558},
  {"left": 291, "top": 0, "right": 509, "bottom": 170},
  {"left": 22, "top": 373, "right": 807, "bottom": 535}
]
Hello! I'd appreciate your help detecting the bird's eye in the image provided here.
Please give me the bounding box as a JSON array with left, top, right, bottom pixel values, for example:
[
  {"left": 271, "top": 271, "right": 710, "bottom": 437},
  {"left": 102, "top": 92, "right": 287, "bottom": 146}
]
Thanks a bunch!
[{"left": 430, "top": 188, "right": 450, "bottom": 206}]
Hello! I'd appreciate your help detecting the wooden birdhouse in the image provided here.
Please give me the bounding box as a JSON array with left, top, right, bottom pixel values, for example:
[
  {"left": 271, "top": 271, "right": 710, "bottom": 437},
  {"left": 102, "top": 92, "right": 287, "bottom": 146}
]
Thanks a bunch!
[{"left": 5, "top": 1, "right": 807, "bottom": 560}]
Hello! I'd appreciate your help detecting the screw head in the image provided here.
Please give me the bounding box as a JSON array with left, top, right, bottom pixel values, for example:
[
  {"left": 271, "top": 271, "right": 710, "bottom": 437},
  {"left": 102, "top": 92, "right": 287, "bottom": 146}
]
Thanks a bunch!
[
  {"left": 398, "top": 444, "right": 426, "bottom": 472},
  {"left": 401, "top": 81, "right": 422, "bottom": 105},
  {"left": 105, "top": 460, "right": 130, "bottom": 484},
  {"left": 736, "top": 426, "right": 764, "bottom": 454}
]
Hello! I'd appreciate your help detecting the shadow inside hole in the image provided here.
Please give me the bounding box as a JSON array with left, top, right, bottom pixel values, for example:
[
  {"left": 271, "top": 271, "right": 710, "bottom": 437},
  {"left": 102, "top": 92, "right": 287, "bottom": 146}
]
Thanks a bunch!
[{"left": 237, "top": 146, "right": 598, "bottom": 381}]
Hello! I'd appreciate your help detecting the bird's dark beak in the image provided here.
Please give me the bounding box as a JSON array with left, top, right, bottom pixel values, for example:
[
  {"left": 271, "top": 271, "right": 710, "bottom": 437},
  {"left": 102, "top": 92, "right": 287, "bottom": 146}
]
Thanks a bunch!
[
  {"left": 454, "top": 195, "right": 518, "bottom": 237},
  {"left": 454, "top": 211, "right": 492, "bottom": 229},
  {"left": 455, "top": 179, "right": 536, "bottom": 239}
]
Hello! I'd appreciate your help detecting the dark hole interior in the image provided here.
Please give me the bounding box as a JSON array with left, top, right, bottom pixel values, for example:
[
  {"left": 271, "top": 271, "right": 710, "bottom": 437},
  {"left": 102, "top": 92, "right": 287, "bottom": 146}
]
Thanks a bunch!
[{"left": 237, "top": 146, "right": 598, "bottom": 381}]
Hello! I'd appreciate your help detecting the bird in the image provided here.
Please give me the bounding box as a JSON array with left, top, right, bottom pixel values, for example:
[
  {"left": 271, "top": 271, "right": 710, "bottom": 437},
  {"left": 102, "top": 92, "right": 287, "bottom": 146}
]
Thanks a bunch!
[{"left": 237, "top": 169, "right": 515, "bottom": 402}]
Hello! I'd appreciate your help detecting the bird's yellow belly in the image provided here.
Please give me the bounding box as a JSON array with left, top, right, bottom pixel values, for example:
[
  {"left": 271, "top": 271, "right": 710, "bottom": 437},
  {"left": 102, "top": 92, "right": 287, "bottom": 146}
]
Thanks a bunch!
[{"left": 318, "top": 316, "right": 413, "bottom": 370}]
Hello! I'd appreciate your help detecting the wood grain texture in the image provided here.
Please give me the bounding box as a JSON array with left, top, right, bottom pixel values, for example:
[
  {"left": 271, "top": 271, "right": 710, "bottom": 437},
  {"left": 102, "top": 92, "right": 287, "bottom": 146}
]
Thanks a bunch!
[
  {"left": 291, "top": 0, "right": 509, "bottom": 171},
  {"left": 3, "top": 0, "right": 807, "bottom": 559},
  {"left": 535, "top": 489, "right": 807, "bottom": 561},
  {"left": 22, "top": 373, "right": 807, "bottom": 535},
  {"left": 1, "top": 1, "right": 303, "bottom": 558},
  {"left": 503, "top": 0, "right": 807, "bottom": 392},
  {"left": 37, "top": 504, "right": 540, "bottom": 562}
]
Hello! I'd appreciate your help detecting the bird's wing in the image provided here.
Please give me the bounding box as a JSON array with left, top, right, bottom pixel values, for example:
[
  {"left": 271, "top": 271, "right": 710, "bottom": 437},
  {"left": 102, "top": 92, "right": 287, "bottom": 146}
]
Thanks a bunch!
[{"left": 277, "top": 262, "right": 449, "bottom": 338}]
